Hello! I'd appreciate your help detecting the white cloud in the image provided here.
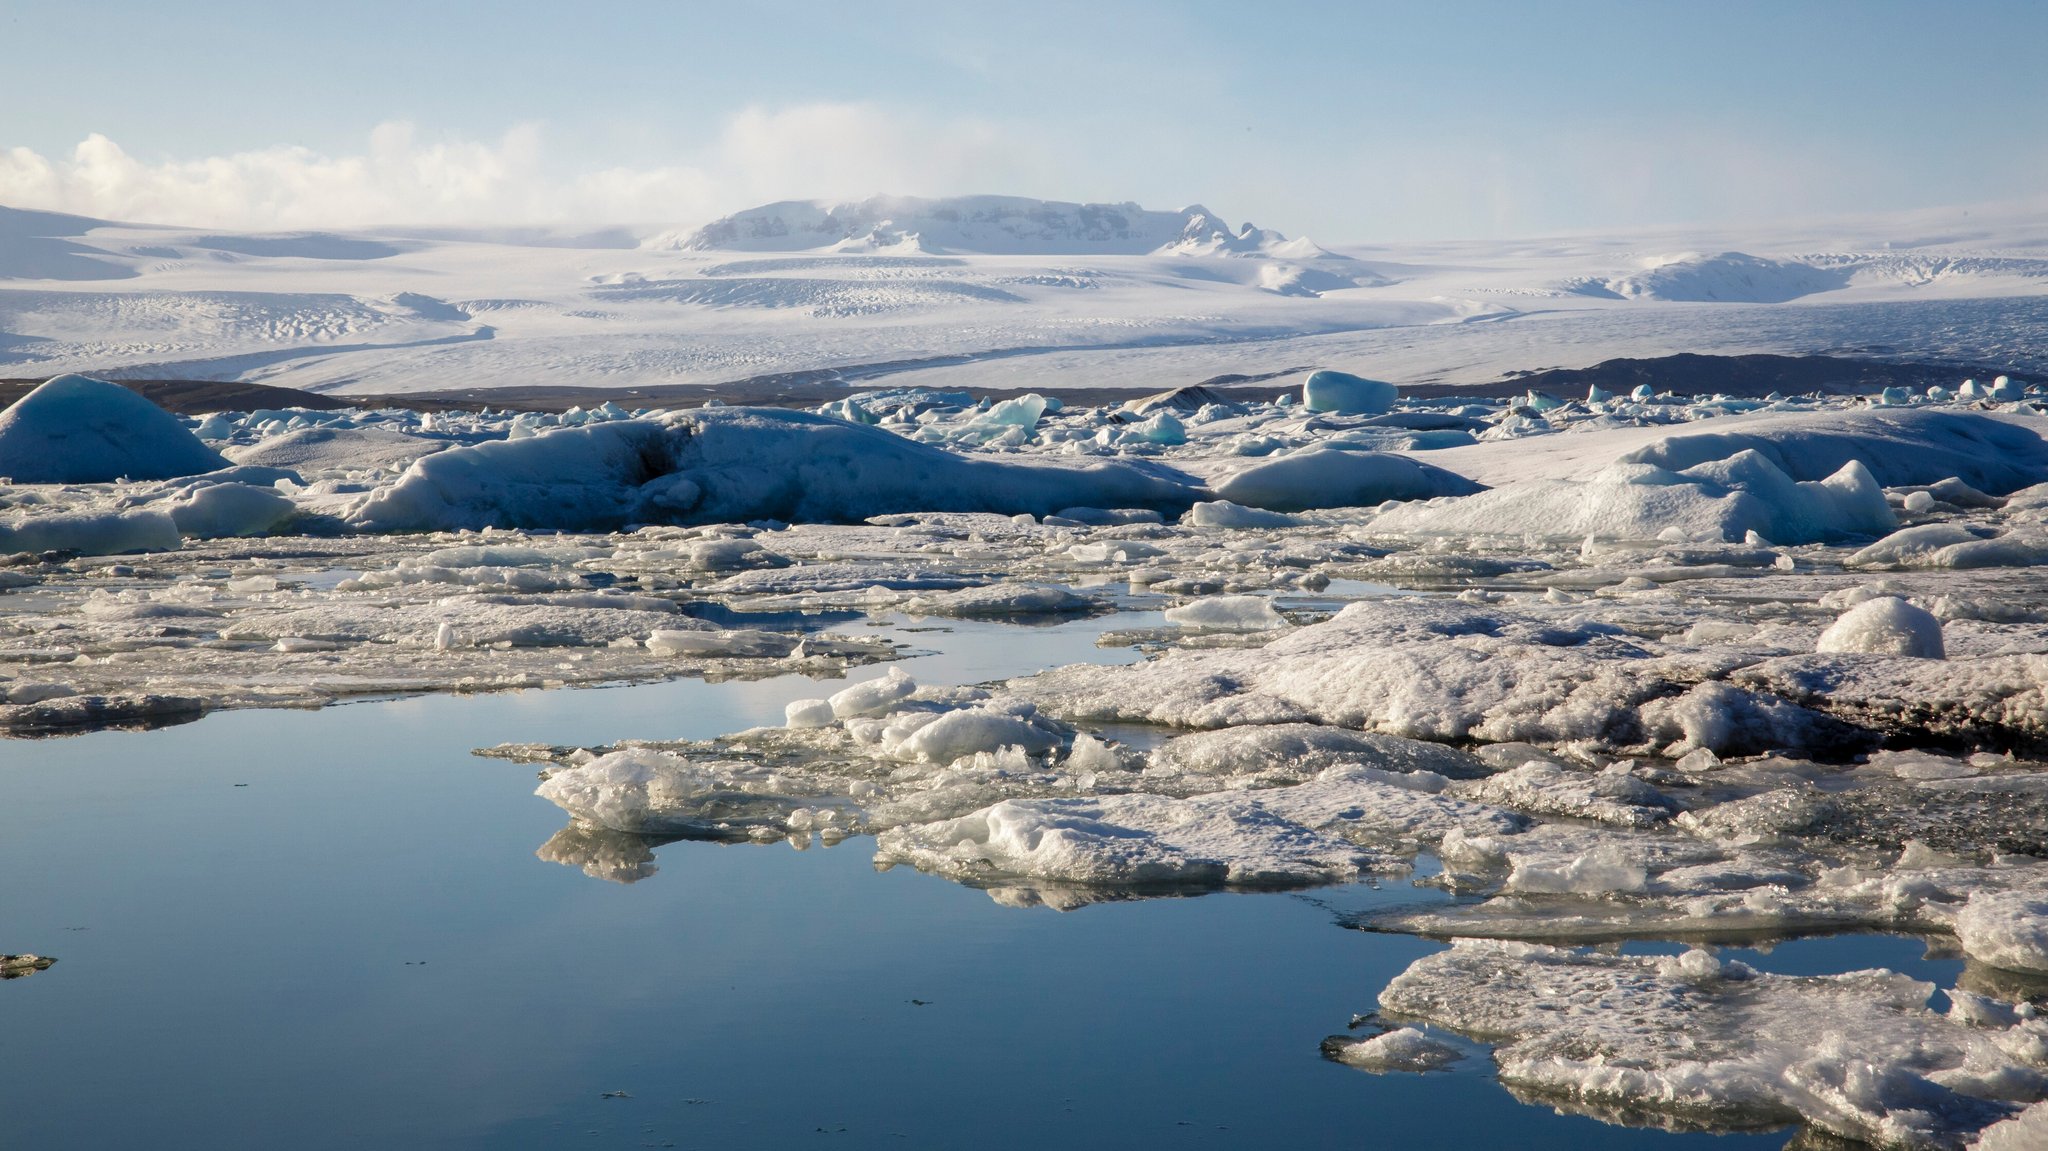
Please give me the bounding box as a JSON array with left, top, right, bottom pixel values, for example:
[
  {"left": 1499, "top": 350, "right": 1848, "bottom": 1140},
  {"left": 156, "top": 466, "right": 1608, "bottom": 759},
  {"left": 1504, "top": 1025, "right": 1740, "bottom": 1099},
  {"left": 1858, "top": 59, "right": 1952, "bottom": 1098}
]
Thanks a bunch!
[{"left": 0, "top": 103, "right": 1048, "bottom": 231}]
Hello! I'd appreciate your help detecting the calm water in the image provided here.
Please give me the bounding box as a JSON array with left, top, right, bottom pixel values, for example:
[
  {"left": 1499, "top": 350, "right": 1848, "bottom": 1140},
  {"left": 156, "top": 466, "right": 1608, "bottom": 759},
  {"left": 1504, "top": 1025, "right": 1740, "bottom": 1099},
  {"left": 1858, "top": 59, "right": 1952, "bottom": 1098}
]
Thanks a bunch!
[{"left": 0, "top": 615, "right": 1907, "bottom": 1149}]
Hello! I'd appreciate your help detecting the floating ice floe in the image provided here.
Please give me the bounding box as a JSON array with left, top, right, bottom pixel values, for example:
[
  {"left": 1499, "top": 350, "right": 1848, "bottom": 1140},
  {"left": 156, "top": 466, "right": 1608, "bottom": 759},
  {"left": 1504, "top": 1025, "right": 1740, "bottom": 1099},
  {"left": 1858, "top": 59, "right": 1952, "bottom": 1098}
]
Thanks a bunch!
[
  {"left": 1017, "top": 597, "right": 1863, "bottom": 755},
  {"left": 1162, "top": 594, "right": 1289, "bottom": 631},
  {"left": 1377, "top": 940, "right": 2048, "bottom": 1150}
]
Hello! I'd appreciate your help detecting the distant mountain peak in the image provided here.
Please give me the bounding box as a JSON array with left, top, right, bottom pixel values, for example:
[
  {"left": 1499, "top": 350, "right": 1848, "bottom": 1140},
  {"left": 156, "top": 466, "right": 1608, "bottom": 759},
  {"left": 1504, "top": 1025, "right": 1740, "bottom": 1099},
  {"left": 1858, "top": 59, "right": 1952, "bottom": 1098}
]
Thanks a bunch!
[{"left": 651, "top": 195, "right": 1323, "bottom": 257}]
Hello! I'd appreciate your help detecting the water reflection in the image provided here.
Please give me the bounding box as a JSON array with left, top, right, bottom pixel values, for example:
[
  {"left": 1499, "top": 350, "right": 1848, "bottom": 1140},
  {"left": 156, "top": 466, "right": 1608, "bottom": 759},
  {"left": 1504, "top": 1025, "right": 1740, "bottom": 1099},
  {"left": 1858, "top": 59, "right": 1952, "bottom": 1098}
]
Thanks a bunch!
[
  {"left": 1957, "top": 958, "right": 2048, "bottom": 1005},
  {"left": 534, "top": 824, "right": 672, "bottom": 884},
  {"left": 1, "top": 953, "right": 57, "bottom": 979},
  {"left": 1497, "top": 1083, "right": 1792, "bottom": 1140}
]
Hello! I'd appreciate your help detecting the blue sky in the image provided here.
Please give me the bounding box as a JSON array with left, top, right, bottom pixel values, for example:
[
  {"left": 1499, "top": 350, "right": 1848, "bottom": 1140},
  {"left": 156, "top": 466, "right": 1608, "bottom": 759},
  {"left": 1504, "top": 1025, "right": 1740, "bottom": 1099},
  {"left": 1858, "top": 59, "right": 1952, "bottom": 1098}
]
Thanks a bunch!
[{"left": 3, "top": 0, "right": 2043, "bottom": 238}]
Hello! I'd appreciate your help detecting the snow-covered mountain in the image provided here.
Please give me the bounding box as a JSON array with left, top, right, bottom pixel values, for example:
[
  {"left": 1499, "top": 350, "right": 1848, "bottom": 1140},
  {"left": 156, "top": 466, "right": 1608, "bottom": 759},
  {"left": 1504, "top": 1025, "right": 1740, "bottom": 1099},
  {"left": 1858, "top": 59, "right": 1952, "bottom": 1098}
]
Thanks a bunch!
[
  {"left": 655, "top": 195, "right": 1322, "bottom": 257},
  {"left": 3, "top": 195, "right": 2047, "bottom": 396},
  {"left": 1560, "top": 249, "right": 2048, "bottom": 303}
]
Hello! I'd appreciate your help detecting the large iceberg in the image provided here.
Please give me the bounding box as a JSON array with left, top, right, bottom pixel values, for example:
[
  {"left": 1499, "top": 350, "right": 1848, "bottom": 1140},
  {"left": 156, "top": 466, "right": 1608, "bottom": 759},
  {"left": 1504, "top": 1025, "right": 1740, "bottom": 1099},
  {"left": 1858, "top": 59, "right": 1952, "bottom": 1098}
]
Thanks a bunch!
[
  {"left": 0, "top": 375, "right": 228, "bottom": 482},
  {"left": 350, "top": 407, "right": 1204, "bottom": 531}
]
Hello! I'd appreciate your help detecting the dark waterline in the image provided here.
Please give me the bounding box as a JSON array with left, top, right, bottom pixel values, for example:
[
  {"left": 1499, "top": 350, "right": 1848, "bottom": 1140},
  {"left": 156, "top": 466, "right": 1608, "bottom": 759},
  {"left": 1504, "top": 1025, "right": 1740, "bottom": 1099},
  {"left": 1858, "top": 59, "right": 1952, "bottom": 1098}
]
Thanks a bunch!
[{"left": 2, "top": 615, "right": 1845, "bottom": 1149}]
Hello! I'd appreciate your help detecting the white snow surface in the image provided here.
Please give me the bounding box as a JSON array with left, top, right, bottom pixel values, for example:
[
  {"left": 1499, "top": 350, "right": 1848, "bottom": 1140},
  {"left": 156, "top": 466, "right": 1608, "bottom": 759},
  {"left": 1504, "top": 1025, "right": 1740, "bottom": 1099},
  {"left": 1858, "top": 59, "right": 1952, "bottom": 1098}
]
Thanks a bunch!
[{"left": 4, "top": 196, "right": 2048, "bottom": 396}]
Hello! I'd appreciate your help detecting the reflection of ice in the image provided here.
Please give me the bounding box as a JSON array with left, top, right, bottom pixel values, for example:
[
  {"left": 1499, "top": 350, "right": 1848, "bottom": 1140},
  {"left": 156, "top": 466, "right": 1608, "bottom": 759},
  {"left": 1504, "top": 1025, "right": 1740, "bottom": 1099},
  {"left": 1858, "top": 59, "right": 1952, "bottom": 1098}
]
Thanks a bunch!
[
  {"left": 1, "top": 953, "right": 57, "bottom": 979},
  {"left": 535, "top": 823, "right": 672, "bottom": 884},
  {"left": 539, "top": 819, "right": 851, "bottom": 884}
]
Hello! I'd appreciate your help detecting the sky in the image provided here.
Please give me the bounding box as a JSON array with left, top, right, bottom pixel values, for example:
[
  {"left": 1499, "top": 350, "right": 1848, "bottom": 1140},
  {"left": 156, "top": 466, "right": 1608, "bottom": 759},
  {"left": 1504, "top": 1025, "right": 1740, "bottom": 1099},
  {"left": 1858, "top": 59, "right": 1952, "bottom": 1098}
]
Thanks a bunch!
[{"left": 2, "top": 0, "right": 2045, "bottom": 241}]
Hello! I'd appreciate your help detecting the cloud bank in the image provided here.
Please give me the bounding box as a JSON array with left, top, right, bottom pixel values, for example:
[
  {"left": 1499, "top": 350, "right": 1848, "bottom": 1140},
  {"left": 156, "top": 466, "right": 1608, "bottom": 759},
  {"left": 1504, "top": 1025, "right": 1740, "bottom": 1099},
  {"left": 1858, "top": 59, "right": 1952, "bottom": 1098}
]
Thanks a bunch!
[{"left": 0, "top": 104, "right": 1049, "bottom": 231}]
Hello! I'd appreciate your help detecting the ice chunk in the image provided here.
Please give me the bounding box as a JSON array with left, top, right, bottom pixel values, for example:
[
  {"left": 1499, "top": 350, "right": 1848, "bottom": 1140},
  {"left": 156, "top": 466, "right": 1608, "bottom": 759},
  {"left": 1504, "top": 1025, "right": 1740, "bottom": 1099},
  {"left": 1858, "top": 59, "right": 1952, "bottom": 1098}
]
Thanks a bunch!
[
  {"left": 1616, "top": 408, "right": 2048, "bottom": 493},
  {"left": 1184, "top": 500, "right": 1300, "bottom": 529},
  {"left": 535, "top": 748, "right": 819, "bottom": 835},
  {"left": 1212, "top": 447, "right": 1481, "bottom": 512},
  {"left": 875, "top": 791, "right": 1380, "bottom": 891},
  {"left": 977, "top": 393, "right": 1048, "bottom": 430},
  {"left": 1063, "top": 732, "right": 1123, "bottom": 774},
  {"left": 644, "top": 628, "right": 796, "bottom": 659},
  {"left": 1453, "top": 762, "right": 1677, "bottom": 828},
  {"left": 0, "top": 509, "right": 181, "bottom": 556},
  {"left": 1637, "top": 681, "right": 1851, "bottom": 758},
  {"left": 829, "top": 668, "right": 919, "bottom": 718},
  {"left": 1148, "top": 724, "right": 1489, "bottom": 781},
  {"left": 1503, "top": 842, "right": 1649, "bottom": 894},
  {"left": 902, "top": 584, "right": 1099, "bottom": 618},
  {"left": 1018, "top": 598, "right": 1855, "bottom": 754},
  {"left": 1162, "top": 595, "right": 1289, "bottom": 631},
  {"left": 886, "top": 706, "right": 1061, "bottom": 763},
  {"left": 682, "top": 537, "right": 784, "bottom": 571},
  {"left": 1325, "top": 1027, "right": 1465, "bottom": 1073},
  {"left": 1122, "top": 411, "right": 1186, "bottom": 445},
  {"left": 1366, "top": 453, "right": 1893, "bottom": 545},
  {"left": 1956, "top": 892, "right": 2048, "bottom": 975},
  {"left": 1848, "top": 523, "right": 1989, "bottom": 567},
  {"left": 1301, "top": 369, "right": 1397, "bottom": 415},
  {"left": 350, "top": 407, "right": 1199, "bottom": 531},
  {"left": 272, "top": 636, "right": 339, "bottom": 653},
  {"left": 1816, "top": 597, "right": 1946, "bottom": 659},
  {"left": 785, "top": 698, "right": 837, "bottom": 728},
  {"left": 166, "top": 482, "right": 298, "bottom": 538},
  {"left": 1, "top": 691, "right": 203, "bottom": 733},
  {"left": 1978, "top": 1102, "right": 2048, "bottom": 1151},
  {"left": 0, "top": 374, "right": 228, "bottom": 482},
  {"left": 224, "top": 425, "right": 443, "bottom": 472}
]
